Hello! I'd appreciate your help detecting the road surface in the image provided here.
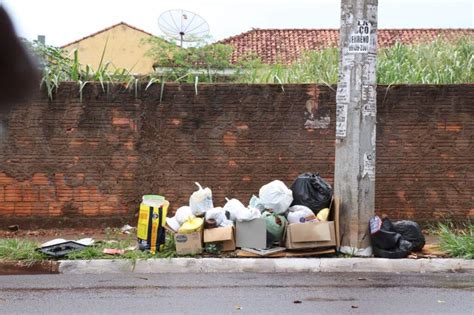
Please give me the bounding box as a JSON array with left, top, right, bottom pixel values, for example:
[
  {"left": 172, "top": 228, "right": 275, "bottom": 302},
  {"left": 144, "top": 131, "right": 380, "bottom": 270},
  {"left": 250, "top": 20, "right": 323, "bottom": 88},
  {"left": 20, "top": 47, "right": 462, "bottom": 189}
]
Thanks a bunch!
[{"left": 0, "top": 272, "right": 473, "bottom": 314}]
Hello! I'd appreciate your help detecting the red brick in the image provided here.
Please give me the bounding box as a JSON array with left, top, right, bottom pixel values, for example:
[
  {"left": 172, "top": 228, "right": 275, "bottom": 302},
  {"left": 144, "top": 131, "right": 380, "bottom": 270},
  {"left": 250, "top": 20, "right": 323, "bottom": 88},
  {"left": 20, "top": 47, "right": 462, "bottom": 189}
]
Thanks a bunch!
[
  {"left": 14, "top": 202, "right": 33, "bottom": 216},
  {"left": 0, "top": 202, "right": 15, "bottom": 215},
  {"left": 73, "top": 187, "right": 90, "bottom": 202},
  {"left": 5, "top": 185, "right": 22, "bottom": 202},
  {"left": 56, "top": 188, "right": 73, "bottom": 202},
  {"left": 22, "top": 187, "right": 39, "bottom": 202},
  {"left": 0, "top": 173, "right": 14, "bottom": 185},
  {"left": 39, "top": 187, "right": 56, "bottom": 202},
  {"left": 112, "top": 117, "right": 131, "bottom": 125},
  {"left": 31, "top": 173, "right": 49, "bottom": 185},
  {"left": 82, "top": 202, "right": 100, "bottom": 215}
]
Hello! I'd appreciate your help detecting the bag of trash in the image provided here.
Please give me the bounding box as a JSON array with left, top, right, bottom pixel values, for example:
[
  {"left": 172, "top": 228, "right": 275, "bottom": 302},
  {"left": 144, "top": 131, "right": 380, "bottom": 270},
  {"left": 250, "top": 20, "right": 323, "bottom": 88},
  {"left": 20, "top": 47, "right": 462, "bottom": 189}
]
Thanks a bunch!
[
  {"left": 393, "top": 220, "right": 425, "bottom": 252},
  {"left": 262, "top": 211, "right": 287, "bottom": 245},
  {"left": 290, "top": 173, "right": 333, "bottom": 213},
  {"left": 175, "top": 206, "right": 194, "bottom": 225},
  {"left": 223, "top": 198, "right": 247, "bottom": 221},
  {"left": 287, "top": 205, "right": 317, "bottom": 224},
  {"left": 189, "top": 182, "right": 213, "bottom": 216},
  {"left": 259, "top": 180, "right": 293, "bottom": 214},
  {"left": 205, "top": 207, "right": 228, "bottom": 227},
  {"left": 369, "top": 216, "right": 402, "bottom": 250},
  {"left": 249, "top": 195, "right": 265, "bottom": 212},
  {"left": 166, "top": 216, "right": 180, "bottom": 232},
  {"left": 369, "top": 216, "right": 417, "bottom": 258},
  {"left": 235, "top": 206, "right": 261, "bottom": 222}
]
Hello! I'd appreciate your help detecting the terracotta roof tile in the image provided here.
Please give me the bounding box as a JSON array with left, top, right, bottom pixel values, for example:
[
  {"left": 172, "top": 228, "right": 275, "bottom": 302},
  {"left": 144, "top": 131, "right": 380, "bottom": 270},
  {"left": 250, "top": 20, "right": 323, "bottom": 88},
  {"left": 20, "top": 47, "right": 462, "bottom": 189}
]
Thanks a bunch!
[{"left": 219, "top": 28, "right": 474, "bottom": 64}]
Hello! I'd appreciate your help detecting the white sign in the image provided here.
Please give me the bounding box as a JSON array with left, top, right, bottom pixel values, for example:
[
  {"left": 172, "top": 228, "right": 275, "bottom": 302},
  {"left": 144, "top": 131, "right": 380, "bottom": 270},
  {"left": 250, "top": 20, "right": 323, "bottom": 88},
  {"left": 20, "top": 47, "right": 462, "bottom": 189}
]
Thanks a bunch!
[
  {"left": 362, "top": 85, "right": 376, "bottom": 117},
  {"left": 336, "top": 103, "right": 348, "bottom": 138},
  {"left": 363, "top": 151, "right": 376, "bottom": 181},
  {"left": 348, "top": 20, "right": 371, "bottom": 53}
]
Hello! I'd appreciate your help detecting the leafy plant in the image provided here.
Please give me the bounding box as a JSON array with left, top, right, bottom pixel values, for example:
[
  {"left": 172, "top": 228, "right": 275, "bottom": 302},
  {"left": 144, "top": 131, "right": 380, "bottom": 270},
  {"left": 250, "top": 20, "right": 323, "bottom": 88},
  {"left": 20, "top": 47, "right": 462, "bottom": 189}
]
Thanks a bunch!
[
  {"left": 436, "top": 221, "right": 474, "bottom": 259},
  {"left": 0, "top": 239, "right": 47, "bottom": 261},
  {"left": 25, "top": 35, "right": 473, "bottom": 99}
]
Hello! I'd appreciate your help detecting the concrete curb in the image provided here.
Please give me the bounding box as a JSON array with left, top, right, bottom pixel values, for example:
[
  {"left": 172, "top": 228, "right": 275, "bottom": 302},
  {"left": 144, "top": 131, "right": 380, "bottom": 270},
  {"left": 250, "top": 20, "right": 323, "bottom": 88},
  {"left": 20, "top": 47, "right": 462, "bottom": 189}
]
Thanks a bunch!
[
  {"left": 0, "top": 260, "right": 59, "bottom": 275},
  {"left": 58, "top": 258, "right": 474, "bottom": 274}
]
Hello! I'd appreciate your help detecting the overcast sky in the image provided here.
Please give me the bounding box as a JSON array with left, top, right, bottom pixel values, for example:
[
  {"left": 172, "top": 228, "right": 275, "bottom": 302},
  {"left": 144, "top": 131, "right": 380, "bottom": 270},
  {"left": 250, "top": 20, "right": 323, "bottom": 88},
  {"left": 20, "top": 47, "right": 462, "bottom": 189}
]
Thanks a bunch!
[{"left": 2, "top": 0, "right": 473, "bottom": 46}]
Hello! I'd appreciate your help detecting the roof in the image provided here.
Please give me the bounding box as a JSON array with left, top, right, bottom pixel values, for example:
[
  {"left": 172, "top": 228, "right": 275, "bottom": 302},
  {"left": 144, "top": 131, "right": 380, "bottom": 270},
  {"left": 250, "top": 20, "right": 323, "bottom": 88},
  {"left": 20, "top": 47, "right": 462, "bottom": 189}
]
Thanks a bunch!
[
  {"left": 219, "top": 28, "right": 474, "bottom": 64},
  {"left": 61, "top": 22, "right": 154, "bottom": 48}
]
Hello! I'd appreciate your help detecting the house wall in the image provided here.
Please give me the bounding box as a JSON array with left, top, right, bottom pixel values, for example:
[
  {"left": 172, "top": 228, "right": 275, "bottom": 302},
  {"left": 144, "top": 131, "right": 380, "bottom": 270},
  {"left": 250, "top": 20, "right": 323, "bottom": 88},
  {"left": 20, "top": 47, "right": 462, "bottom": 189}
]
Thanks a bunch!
[
  {"left": 62, "top": 24, "right": 155, "bottom": 74},
  {"left": 0, "top": 83, "right": 472, "bottom": 228}
]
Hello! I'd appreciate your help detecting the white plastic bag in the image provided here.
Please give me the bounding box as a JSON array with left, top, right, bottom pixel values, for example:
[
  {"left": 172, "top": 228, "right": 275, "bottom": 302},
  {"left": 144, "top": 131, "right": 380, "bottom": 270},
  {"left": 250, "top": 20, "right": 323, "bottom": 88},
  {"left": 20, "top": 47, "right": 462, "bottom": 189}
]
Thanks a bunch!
[
  {"left": 166, "top": 216, "right": 180, "bottom": 232},
  {"left": 175, "top": 206, "right": 194, "bottom": 225},
  {"left": 288, "top": 205, "right": 313, "bottom": 213},
  {"left": 205, "top": 207, "right": 227, "bottom": 227},
  {"left": 287, "top": 205, "right": 318, "bottom": 224},
  {"left": 189, "top": 182, "right": 213, "bottom": 216},
  {"left": 249, "top": 195, "right": 265, "bottom": 212},
  {"left": 235, "top": 206, "right": 261, "bottom": 222},
  {"left": 259, "top": 180, "right": 293, "bottom": 214},
  {"left": 223, "top": 198, "right": 247, "bottom": 222}
]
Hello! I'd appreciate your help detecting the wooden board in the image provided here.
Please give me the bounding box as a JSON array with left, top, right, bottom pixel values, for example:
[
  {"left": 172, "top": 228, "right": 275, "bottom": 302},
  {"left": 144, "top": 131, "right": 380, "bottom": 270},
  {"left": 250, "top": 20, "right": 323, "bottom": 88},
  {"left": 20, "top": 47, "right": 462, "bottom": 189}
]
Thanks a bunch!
[{"left": 236, "top": 248, "right": 336, "bottom": 258}]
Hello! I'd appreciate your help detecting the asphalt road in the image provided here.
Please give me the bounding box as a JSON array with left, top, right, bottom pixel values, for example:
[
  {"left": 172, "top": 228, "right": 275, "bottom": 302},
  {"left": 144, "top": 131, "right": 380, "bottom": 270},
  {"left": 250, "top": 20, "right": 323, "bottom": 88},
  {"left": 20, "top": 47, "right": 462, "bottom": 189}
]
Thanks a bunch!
[{"left": 0, "top": 272, "right": 473, "bottom": 314}]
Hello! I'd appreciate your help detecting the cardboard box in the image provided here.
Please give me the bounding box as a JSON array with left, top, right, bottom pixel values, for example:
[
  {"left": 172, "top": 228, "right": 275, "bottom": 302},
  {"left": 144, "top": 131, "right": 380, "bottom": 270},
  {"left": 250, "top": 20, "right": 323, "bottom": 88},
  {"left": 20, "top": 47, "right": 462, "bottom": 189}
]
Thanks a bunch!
[
  {"left": 285, "top": 197, "right": 340, "bottom": 250},
  {"left": 236, "top": 218, "right": 267, "bottom": 249},
  {"left": 204, "top": 226, "right": 236, "bottom": 252},
  {"left": 174, "top": 230, "right": 203, "bottom": 255}
]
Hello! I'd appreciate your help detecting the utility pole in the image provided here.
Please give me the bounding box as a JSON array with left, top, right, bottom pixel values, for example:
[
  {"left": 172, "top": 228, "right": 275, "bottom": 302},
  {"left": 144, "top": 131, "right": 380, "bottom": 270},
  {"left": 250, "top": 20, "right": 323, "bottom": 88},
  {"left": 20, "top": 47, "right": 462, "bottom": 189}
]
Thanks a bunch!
[{"left": 335, "top": 0, "right": 378, "bottom": 256}]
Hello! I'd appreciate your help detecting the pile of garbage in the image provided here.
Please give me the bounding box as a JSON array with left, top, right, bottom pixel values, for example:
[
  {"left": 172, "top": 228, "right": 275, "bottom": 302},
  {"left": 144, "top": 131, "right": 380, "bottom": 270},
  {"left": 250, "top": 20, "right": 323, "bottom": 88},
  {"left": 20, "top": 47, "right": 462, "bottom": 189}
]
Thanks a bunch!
[
  {"left": 33, "top": 171, "right": 427, "bottom": 260},
  {"left": 144, "top": 172, "right": 336, "bottom": 255}
]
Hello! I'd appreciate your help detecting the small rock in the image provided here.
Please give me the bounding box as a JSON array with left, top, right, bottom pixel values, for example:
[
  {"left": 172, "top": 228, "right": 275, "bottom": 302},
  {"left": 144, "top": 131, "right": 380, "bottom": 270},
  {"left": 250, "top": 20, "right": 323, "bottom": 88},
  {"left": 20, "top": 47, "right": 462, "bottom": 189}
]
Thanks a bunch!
[{"left": 7, "top": 225, "right": 19, "bottom": 232}]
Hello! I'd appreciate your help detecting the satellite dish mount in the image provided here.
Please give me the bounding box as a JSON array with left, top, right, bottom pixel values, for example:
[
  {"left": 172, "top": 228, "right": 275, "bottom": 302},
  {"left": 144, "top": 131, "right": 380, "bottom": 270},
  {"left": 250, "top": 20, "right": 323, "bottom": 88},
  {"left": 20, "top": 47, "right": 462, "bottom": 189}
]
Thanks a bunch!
[{"left": 158, "top": 9, "right": 210, "bottom": 47}]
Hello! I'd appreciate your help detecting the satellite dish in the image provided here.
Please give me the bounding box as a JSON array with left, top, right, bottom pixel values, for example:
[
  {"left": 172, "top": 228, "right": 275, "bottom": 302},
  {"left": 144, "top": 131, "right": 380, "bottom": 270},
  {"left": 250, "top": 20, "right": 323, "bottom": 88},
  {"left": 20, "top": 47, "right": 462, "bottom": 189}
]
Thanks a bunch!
[{"left": 158, "top": 9, "right": 210, "bottom": 47}]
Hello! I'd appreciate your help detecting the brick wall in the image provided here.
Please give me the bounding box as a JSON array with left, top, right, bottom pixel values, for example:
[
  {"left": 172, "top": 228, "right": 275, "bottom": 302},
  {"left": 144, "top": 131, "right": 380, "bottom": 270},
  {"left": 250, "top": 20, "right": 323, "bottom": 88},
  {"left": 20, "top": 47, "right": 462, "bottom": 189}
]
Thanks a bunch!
[{"left": 0, "top": 83, "right": 472, "bottom": 228}]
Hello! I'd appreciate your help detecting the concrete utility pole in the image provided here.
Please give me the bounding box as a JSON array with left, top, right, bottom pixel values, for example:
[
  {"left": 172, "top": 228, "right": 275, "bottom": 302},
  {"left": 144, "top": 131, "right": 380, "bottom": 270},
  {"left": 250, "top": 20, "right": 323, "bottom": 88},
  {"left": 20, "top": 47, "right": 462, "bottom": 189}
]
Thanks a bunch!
[{"left": 335, "top": 0, "right": 378, "bottom": 256}]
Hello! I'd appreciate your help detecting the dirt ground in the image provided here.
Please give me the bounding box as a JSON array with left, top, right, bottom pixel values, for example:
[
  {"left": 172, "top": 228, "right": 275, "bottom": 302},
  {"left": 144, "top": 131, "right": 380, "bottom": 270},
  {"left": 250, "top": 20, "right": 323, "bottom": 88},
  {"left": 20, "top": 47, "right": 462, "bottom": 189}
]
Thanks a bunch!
[
  {"left": 0, "top": 227, "right": 131, "bottom": 242},
  {"left": 0, "top": 226, "right": 440, "bottom": 245}
]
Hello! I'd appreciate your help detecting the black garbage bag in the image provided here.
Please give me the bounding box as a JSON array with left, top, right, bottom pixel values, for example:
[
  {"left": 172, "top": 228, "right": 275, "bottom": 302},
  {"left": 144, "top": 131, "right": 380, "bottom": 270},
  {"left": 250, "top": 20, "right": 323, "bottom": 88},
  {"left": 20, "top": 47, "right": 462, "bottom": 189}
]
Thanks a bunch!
[
  {"left": 393, "top": 220, "right": 425, "bottom": 252},
  {"left": 369, "top": 216, "right": 414, "bottom": 258},
  {"left": 290, "top": 173, "right": 333, "bottom": 213}
]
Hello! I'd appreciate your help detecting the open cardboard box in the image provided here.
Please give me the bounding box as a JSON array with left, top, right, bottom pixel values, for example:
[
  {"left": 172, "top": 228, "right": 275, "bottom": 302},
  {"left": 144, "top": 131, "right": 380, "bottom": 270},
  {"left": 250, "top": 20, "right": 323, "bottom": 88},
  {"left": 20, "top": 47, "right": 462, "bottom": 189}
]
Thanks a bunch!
[
  {"left": 285, "top": 197, "right": 340, "bottom": 250},
  {"left": 204, "top": 226, "right": 236, "bottom": 252},
  {"left": 174, "top": 230, "right": 203, "bottom": 255}
]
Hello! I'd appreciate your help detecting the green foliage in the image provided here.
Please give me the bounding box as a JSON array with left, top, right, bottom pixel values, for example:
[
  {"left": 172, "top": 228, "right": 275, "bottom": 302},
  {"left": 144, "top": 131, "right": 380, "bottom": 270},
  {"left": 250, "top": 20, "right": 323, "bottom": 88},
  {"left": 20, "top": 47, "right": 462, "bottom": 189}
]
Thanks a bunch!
[
  {"left": 436, "top": 222, "right": 474, "bottom": 259},
  {"left": 145, "top": 36, "right": 234, "bottom": 82},
  {"left": 377, "top": 38, "right": 474, "bottom": 84},
  {"left": 28, "top": 36, "right": 473, "bottom": 97},
  {"left": 234, "top": 38, "right": 473, "bottom": 84},
  {"left": 0, "top": 239, "right": 47, "bottom": 261},
  {"left": 28, "top": 40, "right": 137, "bottom": 99},
  {"left": 0, "top": 230, "right": 177, "bottom": 261}
]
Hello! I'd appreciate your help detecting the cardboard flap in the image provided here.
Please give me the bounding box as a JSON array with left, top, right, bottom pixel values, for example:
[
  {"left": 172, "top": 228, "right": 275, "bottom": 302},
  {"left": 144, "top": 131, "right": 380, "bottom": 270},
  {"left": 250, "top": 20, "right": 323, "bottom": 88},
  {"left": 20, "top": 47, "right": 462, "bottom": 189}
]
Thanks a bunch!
[
  {"left": 290, "top": 222, "right": 331, "bottom": 242},
  {"left": 204, "top": 226, "right": 234, "bottom": 243}
]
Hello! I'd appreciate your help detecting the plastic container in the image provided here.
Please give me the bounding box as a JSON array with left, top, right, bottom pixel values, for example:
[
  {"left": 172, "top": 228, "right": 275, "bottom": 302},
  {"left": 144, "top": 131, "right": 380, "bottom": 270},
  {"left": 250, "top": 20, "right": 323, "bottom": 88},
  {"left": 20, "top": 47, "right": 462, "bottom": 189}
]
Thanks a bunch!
[
  {"left": 178, "top": 217, "right": 204, "bottom": 234},
  {"left": 137, "top": 195, "right": 169, "bottom": 253}
]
